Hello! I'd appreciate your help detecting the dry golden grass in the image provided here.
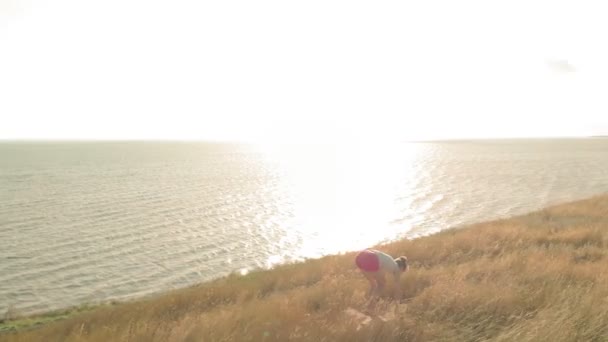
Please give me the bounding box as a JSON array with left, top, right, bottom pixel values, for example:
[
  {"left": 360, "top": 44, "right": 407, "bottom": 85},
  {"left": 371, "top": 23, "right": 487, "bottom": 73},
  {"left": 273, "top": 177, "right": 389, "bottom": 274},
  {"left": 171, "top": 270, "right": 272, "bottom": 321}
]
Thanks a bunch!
[{"left": 3, "top": 195, "right": 608, "bottom": 341}]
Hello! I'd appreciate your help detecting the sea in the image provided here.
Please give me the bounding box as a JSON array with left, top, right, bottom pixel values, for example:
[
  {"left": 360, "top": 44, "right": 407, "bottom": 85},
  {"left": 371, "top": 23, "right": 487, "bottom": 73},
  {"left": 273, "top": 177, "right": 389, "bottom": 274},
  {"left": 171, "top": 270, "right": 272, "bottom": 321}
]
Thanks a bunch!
[{"left": 1, "top": 139, "right": 608, "bottom": 316}]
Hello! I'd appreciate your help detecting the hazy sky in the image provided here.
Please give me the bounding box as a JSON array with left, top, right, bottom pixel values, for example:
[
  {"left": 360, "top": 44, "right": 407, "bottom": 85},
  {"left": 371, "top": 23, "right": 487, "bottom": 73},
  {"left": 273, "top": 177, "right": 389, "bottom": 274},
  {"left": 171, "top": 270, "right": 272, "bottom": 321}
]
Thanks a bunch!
[{"left": 1, "top": 0, "right": 608, "bottom": 141}]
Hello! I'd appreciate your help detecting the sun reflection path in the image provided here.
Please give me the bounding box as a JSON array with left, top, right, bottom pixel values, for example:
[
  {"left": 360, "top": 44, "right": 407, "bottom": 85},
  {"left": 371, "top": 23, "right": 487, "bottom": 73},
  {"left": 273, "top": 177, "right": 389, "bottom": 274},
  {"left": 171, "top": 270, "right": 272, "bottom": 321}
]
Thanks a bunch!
[{"left": 255, "top": 142, "right": 428, "bottom": 261}]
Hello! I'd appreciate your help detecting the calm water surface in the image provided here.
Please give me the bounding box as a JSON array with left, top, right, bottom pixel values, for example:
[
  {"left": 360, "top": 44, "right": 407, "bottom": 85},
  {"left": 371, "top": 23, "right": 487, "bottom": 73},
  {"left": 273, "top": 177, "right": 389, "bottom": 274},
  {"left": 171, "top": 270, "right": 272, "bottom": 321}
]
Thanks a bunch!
[{"left": 1, "top": 139, "right": 608, "bottom": 315}]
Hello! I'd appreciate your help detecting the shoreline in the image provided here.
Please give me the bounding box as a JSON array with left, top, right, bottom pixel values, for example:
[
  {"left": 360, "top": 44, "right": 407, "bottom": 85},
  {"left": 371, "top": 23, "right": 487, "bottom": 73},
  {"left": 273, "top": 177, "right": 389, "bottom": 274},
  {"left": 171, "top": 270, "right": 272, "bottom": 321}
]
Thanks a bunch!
[
  {"left": 3, "top": 194, "right": 608, "bottom": 340},
  {"left": 3, "top": 138, "right": 608, "bottom": 323}
]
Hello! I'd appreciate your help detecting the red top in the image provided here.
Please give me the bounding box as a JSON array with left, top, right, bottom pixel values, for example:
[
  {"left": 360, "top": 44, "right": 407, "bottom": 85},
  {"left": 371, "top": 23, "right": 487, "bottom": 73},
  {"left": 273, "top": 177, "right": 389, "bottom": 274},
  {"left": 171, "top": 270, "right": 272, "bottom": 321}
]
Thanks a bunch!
[{"left": 355, "top": 249, "right": 380, "bottom": 272}]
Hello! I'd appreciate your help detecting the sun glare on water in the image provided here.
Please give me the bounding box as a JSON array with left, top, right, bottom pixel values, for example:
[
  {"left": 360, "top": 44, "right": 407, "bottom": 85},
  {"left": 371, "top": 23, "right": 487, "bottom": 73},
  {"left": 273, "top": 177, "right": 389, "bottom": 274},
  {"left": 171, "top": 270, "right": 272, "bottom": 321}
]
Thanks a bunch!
[{"left": 255, "top": 141, "right": 425, "bottom": 259}]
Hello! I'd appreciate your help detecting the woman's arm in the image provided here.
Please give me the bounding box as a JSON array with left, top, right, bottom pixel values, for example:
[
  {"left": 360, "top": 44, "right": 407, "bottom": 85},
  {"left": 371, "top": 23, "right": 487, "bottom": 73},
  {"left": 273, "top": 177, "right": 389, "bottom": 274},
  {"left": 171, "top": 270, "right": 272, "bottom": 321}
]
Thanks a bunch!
[{"left": 393, "top": 272, "right": 402, "bottom": 299}]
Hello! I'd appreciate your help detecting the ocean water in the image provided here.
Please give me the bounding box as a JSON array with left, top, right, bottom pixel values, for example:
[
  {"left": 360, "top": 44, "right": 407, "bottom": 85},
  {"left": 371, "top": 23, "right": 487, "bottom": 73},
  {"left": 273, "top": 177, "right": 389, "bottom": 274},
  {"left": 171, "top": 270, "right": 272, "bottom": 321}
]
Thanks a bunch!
[{"left": 1, "top": 139, "right": 608, "bottom": 316}]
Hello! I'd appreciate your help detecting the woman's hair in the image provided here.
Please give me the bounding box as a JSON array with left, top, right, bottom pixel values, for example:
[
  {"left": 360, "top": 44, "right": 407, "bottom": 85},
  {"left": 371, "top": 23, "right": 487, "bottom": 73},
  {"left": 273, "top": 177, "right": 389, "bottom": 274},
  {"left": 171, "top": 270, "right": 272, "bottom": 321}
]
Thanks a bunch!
[{"left": 395, "top": 256, "right": 408, "bottom": 271}]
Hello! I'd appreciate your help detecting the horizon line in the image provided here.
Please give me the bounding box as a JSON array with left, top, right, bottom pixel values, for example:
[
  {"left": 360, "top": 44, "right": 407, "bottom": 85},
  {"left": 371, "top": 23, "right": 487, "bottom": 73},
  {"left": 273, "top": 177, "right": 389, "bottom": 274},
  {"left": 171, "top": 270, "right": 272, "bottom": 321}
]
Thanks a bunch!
[{"left": 0, "top": 135, "right": 603, "bottom": 144}]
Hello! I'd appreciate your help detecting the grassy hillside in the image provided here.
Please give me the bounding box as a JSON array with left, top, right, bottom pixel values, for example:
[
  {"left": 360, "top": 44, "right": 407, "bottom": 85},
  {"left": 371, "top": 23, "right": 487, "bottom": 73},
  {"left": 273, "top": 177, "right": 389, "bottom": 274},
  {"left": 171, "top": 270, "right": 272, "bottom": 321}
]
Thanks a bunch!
[{"left": 2, "top": 195, "right": 608, "bottom": 341}]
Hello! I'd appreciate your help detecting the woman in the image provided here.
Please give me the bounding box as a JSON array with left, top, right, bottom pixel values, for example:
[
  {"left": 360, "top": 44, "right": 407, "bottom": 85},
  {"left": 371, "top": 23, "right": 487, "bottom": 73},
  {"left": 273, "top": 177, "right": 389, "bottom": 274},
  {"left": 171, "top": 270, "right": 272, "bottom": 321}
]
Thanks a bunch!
[{"left": 355, "top": 249, "right": 409, "bottom": 300}]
